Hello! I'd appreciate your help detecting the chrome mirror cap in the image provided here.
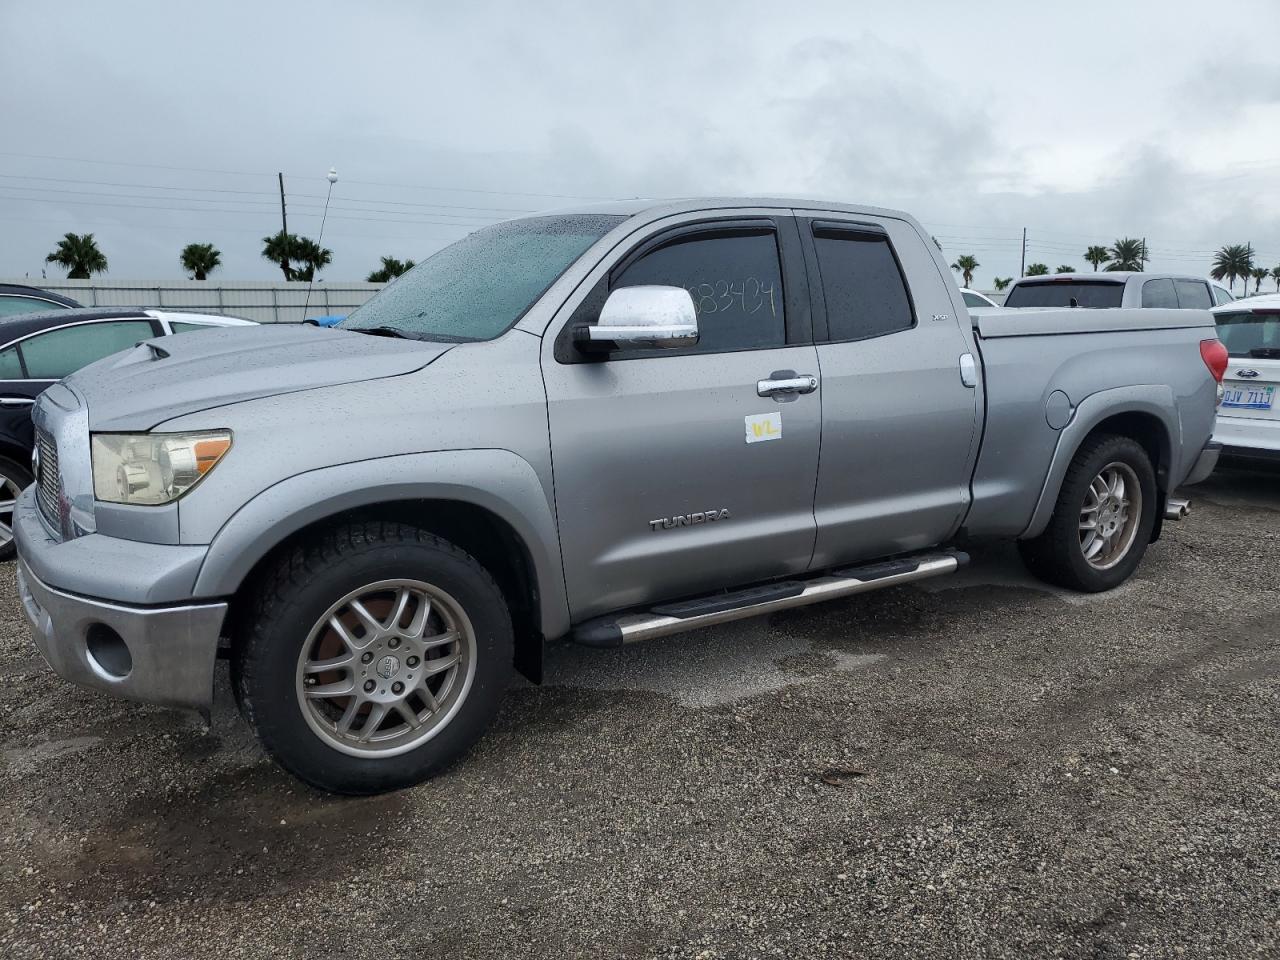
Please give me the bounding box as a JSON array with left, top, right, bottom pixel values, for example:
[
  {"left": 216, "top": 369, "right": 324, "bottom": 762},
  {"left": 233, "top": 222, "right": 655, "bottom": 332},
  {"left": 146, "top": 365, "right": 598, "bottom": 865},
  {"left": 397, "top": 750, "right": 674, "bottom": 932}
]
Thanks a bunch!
[{"left": 583, "top": 285, "right": 699, "bottom": 348}]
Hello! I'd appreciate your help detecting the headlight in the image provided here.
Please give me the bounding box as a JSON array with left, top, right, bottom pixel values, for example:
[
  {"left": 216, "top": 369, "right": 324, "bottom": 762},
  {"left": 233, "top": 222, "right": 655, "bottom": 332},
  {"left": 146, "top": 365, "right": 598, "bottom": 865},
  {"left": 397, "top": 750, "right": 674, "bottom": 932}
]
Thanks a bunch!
[{"left": 91, "top": 431, "right": 232, "bottom": 505}]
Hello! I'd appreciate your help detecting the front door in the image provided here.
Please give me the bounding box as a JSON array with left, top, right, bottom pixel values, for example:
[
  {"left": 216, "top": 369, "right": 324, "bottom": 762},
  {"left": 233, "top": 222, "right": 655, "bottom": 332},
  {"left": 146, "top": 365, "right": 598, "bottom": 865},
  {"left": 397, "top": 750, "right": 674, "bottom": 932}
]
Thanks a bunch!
[
  {"left": 542, "top": 216, "right": 822, "bottom": 622},
  {"left": 795, "top": 212, "right": 981, "bottom": 568}
]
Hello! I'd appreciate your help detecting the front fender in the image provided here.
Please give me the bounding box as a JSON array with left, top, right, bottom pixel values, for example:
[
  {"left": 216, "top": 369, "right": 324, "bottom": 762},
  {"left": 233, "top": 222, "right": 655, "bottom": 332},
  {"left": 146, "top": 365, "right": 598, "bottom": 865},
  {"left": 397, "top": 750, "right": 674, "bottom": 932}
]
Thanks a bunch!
[
  {"left": 190, "top": 449, "right": 570, "bottom": 638},
  {"left": 1021, "top": 384, "right": 1178, "bottom": 540}
]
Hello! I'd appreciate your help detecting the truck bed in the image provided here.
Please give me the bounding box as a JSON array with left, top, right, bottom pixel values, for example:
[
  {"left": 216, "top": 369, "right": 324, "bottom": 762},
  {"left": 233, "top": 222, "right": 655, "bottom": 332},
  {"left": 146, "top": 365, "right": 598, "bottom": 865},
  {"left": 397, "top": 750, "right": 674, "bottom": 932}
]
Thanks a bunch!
[{"left": 963, "top": 307, "right": 1218, "bottom": 539}]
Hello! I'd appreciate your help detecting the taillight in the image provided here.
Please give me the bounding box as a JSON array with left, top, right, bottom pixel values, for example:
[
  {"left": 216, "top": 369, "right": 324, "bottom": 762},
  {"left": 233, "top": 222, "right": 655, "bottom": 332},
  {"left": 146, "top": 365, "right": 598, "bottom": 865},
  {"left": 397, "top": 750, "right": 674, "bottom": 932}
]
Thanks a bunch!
[{"left": 1200, "top": 339, "right": 1228, "bottom": 383}]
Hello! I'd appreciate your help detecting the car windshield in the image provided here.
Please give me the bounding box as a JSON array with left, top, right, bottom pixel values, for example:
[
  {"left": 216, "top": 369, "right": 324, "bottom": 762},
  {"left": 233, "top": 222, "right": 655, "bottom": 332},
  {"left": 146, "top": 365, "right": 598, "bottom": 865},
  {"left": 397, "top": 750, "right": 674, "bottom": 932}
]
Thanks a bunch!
[
  {"left": 1215, "top": 310, "right": 1280, "bottom": 358},
  {"left": 1004, "top": 280, "right": 1124, "bottom": 308},
  {"left": 341, "top": 214, "right": 625, "bottom": 341}
]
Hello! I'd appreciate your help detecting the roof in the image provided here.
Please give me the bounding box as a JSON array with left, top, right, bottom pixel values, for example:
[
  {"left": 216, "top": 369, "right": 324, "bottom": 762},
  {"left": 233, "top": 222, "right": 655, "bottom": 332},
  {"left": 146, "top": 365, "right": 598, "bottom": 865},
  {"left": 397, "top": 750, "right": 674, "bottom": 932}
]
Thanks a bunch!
[
  {"left": 0, "top": 283, "right": 81, "bottom": 308},
  {"left": 1213, "top": 293, "right": 1280, "bottom": 314},
  {"left": 538, "top": 196, "right": 919, "bottom": 221},
  {"left": 1012, "top": 271, "right": 1211, "bottom": 284}
]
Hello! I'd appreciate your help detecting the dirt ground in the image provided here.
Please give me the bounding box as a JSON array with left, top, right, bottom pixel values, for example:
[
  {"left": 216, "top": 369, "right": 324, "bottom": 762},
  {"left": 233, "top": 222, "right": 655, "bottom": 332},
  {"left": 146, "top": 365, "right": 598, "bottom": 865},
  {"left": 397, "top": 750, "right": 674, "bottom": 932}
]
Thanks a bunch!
[{"left": 1, "top": 465, "right": 1277, "bottom": 959}]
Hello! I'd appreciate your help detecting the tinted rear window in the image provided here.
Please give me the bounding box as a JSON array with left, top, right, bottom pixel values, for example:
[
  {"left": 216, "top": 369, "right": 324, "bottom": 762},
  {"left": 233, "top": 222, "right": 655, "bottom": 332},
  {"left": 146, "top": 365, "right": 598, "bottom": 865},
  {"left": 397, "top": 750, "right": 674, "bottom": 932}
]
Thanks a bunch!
[
  {"left": 1216, "top": 311, "right": 1280, "bottom": 358},
  {"left": 1004, "top": 280, "right": 1124, "bottom": 308},
  {"left": 1174, "top": 280, "right": 1212, "bottom": 310},
  {"left": 811, "top": 229, "right": 914, "bottom": 341},
  {"left": 1141, "top": 279, "right": 1178, "bottom": 308}
]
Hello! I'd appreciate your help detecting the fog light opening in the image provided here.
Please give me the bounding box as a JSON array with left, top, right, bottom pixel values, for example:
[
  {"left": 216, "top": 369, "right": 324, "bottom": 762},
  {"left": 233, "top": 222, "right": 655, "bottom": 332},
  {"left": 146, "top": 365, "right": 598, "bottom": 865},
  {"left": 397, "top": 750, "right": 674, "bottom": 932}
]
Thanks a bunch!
[{"left": 85, "top": 624, "right": 133, "bottom": 680}]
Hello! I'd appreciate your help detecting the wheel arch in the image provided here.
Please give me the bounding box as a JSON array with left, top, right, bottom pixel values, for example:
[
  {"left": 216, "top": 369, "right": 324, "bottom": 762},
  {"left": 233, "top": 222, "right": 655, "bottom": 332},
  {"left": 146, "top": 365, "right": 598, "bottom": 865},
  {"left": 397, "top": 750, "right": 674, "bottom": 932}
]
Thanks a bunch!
[
  {"left": 1021, "top": 386, "right": 1177, "bottom": 541},
  {"left": 196, "top": 450, "right": 570, "bottom": 682}
]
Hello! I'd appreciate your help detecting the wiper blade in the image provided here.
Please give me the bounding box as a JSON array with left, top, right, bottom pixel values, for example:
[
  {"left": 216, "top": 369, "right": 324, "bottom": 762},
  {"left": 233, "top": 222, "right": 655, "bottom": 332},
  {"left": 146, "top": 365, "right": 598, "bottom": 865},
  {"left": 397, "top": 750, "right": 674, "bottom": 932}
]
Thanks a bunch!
[
  {"left": 351, "top": 326, "right": 418, "bottom": 340},
  {"left": 1247, "top": 347, "right": 1280, "bottom": 359}
]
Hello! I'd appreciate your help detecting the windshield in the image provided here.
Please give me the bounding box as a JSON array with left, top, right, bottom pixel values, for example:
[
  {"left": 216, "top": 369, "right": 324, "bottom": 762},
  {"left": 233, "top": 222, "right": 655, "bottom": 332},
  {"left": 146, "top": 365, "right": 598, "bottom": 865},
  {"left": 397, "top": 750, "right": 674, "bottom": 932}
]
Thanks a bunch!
[
  {"left": 341, "top": 214, "right": 625, "bottom": 341},
  {"left": 1216, "top": 310, "right": 1280, "bottom": 358},
  {"left": 1004, "top": 280, "right": 1124, "bottom": 308}
]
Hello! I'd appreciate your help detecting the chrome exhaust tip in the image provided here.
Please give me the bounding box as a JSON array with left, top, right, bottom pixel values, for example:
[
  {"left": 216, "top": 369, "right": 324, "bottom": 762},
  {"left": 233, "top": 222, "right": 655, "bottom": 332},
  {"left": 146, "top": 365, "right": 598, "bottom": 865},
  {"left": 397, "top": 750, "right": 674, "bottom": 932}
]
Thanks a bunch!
[{"left": 1164, "top": 497, "right": 1190, "bottom": 521}]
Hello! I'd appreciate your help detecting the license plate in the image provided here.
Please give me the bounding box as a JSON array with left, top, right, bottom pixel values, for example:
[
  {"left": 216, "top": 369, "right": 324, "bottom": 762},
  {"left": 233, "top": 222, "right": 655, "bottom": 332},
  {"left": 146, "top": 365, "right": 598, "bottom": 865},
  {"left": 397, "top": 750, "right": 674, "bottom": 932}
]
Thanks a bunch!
[{"left": 1222, "top": 384, "right": 1275, "bottom": 410}]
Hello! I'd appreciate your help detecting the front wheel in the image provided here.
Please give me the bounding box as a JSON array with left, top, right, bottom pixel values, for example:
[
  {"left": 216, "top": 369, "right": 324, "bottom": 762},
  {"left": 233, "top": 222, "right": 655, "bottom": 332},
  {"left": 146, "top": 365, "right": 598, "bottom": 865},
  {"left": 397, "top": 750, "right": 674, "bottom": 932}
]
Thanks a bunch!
[
  {"left": 233, "top": 522, "right": 513, "bottom": 794},
  {"left": 0, "top": 455, "right": 33, "bottom": 562},
  {"left": 1018, "top": 434, "right": 1157, "bottom": 592}
]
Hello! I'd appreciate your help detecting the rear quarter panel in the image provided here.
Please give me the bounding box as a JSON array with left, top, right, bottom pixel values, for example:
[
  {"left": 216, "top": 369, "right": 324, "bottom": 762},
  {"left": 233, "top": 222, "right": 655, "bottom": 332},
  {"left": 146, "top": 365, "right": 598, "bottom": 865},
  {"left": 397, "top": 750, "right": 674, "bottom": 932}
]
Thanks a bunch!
[{"left": 965, "top": 324, "right": 1216, "bottom": 538}]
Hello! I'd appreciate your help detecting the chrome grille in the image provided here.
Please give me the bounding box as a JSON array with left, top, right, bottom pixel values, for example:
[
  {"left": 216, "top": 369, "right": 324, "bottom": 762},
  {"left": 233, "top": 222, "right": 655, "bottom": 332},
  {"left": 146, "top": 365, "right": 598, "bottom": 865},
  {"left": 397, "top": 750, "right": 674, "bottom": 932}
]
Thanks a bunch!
[{"left": 35, "top": 430, "right": 60, "bottom": 525}]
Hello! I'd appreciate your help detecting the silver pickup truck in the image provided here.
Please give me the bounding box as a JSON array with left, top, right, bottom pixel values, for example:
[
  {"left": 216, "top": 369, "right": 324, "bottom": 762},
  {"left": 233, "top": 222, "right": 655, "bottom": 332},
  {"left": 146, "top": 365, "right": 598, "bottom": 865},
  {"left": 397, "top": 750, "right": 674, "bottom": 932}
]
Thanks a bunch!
[{"left": 14, "top": 199, "right": 1224, "bottom": 794}]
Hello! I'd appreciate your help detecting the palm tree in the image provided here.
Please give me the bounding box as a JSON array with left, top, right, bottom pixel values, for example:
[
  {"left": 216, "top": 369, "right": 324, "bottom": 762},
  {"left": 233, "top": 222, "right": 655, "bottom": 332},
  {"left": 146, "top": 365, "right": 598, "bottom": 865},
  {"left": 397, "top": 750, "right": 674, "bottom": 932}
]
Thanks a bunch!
[
  {"left": 950, "top": 254, "right": 979, "bottom": 287},
  {"left": 180, "top": 242, "right": 221, "bottom": 281},
  {"left": 1271, "top": 265, "right": 1280, "bottom": 293},
  {"left": 1025, "top": 263, "right": 1050, "bottom": 276},
  {"left": 366, "top": 256, "right": 415, "bottom": 283},
  {"left": 45, "top": 232, "right": 108, "bottom": 279},
  {"left": 1084, "top": 245, "right": 1110, "bottom": 271},
  {"left": 992, "top": 277, "right": 1013, "bottom": 291},
  {"left": 1055, "top": 265, "right": 1074, "bottom": 274},
  {"left": 1105, "top": 238, "right": 1148, "bottom": 272},
  {"left": 261, "top": 231, "right": 332, "bottom": 281},
  {"left": 1210, "top": 244, "right": 1254, "bottom": 295},
  {"left": 1251, "top": 267, "right": 1268, "bottom": 295}
]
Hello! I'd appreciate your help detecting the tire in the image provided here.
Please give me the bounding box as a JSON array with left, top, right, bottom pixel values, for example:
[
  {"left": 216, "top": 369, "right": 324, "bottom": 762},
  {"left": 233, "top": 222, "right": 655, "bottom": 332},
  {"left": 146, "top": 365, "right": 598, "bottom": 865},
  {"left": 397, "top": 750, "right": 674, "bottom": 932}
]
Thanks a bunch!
[
  {"left": 0, "top": 455, "right": 33, "bottom": 562},
  {"left": 232, "top": 521, "right": 513, "bottom": 794},
  {"left": 1018, "top": 434, "right": 1157, "bottom": 592}
]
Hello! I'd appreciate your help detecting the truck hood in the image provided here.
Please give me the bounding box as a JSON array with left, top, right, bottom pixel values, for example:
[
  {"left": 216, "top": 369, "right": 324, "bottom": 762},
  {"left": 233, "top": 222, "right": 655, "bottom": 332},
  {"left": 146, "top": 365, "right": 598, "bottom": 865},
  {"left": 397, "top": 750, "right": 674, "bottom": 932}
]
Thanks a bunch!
[{"left": 65, "top": 325, "right": 454, "bottom": 431}]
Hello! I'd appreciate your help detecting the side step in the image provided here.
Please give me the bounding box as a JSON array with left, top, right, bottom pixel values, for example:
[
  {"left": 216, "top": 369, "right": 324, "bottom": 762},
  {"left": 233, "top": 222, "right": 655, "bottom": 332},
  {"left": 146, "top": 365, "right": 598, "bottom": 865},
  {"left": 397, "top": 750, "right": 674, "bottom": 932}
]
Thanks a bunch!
[{"left": 572, "top": 550, "right": 968, "bottom": 648}]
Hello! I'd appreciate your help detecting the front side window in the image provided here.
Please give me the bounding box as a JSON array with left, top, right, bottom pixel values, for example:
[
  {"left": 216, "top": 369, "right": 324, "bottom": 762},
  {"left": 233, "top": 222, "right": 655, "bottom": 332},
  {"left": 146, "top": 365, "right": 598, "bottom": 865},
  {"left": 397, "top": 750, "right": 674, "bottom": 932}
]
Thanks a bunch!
[
  {"left": 962, "top": 290, "right": 992, "bottom": 309},
  {"left": 170, "top": 321, "right": 216, "bottom": 334},
  {"left": 342, "top": 214, "right": 625, "bottom": 342},
  {"left": 1004, "top": 280, "right": 1124, "bottom": 308},
  {"left": 1174, "top": 280, "right": 1212, "bottom": 310},
  {"left": 811, "top": 229, "right": 914, "bottom": 341},
  {"left": 1212, "top": 285, "right": 1235, "bottom": 306},
  {"left": 20, "top": 320, "right": 155, "bottom": 380},
  {"left": 1141, "top": 279, "right": 1178, "bottom": 309},
  {"left": 611, "top": 230, "right": 786, "bottom": 355}
]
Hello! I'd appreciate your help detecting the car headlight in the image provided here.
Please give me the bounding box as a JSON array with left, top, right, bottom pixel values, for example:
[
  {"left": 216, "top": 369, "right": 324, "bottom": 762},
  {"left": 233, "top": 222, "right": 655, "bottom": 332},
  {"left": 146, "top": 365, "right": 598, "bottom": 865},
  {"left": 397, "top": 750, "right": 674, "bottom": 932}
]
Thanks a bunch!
[{"left": 91, "top": 431, "right": 232, "bottom": 505}]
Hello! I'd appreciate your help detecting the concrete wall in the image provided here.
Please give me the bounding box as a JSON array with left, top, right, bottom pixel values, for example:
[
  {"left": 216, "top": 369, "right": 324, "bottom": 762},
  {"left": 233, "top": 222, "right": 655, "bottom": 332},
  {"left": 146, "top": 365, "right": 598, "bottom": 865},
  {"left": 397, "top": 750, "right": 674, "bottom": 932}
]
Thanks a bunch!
[{"left": 2, "top": 279, "right": 385, "bottom": 324}]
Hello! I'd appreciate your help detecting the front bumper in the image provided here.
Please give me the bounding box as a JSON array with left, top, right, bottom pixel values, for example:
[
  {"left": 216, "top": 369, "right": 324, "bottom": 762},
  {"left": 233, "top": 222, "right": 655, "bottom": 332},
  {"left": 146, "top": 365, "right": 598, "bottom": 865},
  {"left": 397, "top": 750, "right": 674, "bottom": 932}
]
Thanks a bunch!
[
  {"left": 14, "top": 486, "right": 227, "bottom": 713},
  {"left": 18, "top": 560, "right": 227, "bottom": 712}
]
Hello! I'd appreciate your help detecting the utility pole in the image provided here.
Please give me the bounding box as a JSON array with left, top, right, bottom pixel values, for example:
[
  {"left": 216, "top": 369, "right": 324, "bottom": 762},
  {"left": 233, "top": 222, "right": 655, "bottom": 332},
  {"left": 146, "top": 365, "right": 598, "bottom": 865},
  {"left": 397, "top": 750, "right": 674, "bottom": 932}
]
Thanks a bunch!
[
  {"left": 1141, "top": 237, "right": 1147, "bottom": 269},
  {"left": 277, "top": 172, "right": 290, "bottom": 281},
  {"left": 1020, "top": 227, "right": 1027, "bottom": 278}
]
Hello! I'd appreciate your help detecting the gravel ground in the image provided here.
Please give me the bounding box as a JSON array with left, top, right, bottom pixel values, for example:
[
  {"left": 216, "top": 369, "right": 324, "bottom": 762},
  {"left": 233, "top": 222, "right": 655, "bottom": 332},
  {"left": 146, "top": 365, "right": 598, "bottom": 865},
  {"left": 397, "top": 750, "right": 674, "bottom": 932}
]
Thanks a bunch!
[{"left": 1, "top": 465, "right": 1278, "bottom": 959}]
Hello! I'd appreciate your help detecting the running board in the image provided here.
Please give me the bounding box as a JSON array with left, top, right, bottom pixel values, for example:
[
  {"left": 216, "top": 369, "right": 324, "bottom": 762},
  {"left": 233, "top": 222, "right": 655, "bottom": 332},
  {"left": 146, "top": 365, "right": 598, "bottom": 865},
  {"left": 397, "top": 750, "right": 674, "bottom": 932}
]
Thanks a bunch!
[{"left": 572, "top": 551, "right": 968, "bottom": 648}]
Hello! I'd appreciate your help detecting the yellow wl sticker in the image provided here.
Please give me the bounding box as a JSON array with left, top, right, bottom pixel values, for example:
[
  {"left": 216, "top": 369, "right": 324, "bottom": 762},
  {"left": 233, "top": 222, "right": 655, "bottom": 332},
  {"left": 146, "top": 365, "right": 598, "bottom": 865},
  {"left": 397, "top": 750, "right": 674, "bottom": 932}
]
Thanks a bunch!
[{"left": 745, "top": 412, "right": 782, "bottom": 444}]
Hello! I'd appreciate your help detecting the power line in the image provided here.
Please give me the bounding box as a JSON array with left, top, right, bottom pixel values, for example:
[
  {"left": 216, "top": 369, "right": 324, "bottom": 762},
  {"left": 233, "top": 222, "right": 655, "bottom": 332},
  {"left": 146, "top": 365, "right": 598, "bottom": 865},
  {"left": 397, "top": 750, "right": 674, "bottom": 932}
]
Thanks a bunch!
[
  {"left": 0, "top": 172, "right": 541, "bottom": 215},
  {"left": 0, "top": 151, "right": 616, "bottom": 201}
]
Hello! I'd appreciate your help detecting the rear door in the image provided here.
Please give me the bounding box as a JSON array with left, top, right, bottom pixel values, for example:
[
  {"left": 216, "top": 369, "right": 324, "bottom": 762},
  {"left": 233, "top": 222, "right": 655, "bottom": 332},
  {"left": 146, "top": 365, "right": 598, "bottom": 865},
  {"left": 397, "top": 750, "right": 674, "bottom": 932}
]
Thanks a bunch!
[
  {"left": 795, "top": 211, "right": 981, "bottom": 568},
  {"left": 542, "top": 214, "right": 822, "bottom": 621}
]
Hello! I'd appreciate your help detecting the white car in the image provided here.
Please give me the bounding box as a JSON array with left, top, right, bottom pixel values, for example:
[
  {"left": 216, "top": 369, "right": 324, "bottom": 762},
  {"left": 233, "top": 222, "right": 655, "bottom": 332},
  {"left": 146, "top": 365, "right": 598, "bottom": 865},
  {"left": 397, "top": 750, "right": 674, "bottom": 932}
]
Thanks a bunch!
[
  {"left": 1213, "top": 294, "right": 1280, "bottom": 463},
  {"left": 960, "top": 288, "right": 999, "bottom": 309}
]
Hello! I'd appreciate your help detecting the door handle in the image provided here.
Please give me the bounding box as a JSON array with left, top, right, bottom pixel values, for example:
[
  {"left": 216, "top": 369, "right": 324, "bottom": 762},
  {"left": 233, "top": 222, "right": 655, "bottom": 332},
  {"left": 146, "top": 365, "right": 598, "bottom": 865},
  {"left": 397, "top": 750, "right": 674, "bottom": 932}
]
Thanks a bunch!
[{"left": 757, "top": 375, "right": 818, "bottom": 398}]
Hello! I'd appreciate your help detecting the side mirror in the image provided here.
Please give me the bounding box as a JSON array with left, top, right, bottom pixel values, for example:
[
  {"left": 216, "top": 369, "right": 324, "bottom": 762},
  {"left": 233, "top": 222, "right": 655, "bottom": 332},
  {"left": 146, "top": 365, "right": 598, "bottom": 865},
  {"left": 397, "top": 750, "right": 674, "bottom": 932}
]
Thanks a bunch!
[{"left": 577, "top": 285, "right": 699, "bottom": 351}]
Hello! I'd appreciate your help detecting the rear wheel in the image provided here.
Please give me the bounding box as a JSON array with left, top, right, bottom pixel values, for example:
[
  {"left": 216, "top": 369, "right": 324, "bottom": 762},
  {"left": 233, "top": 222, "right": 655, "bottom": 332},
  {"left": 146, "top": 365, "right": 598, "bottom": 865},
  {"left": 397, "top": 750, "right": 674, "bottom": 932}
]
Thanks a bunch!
[
  {"left": 0, "top": 456, "right": 33, "bottom": 561},
  {"left": 233, "top": 522, "right": 513, "bottom": 794},
  {"left": 1018, "top": 434, "right": 1157, "bottom": 592}
]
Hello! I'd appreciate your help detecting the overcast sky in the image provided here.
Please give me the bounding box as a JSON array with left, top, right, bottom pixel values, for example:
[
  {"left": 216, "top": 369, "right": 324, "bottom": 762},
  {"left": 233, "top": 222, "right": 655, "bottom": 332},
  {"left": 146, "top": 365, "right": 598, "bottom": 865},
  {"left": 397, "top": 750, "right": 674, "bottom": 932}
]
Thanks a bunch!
[{"left": 2, "top": 0, "right": 1278, "bottom": 290}]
